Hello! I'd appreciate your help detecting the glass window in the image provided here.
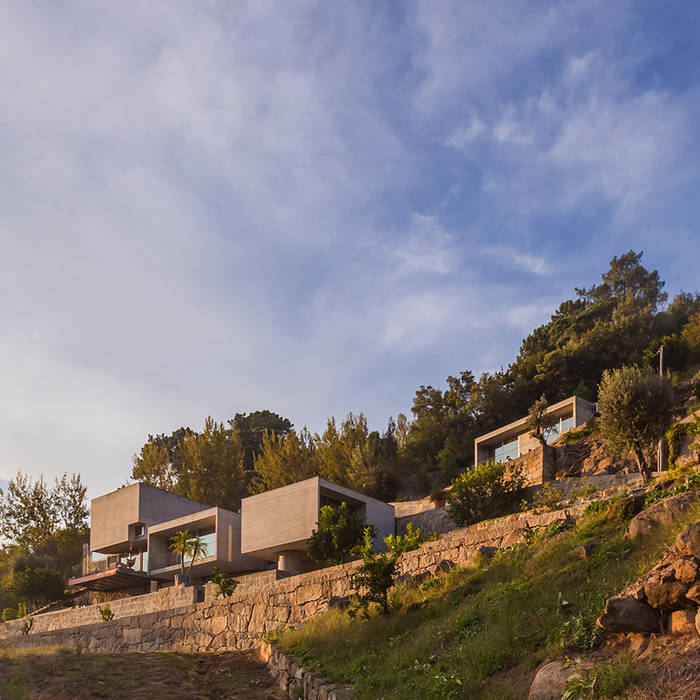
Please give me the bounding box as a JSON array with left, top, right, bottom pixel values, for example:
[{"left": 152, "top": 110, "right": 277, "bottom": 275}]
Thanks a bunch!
[{"left": 495, "top": 438, "right": 519, "bottom": 462}]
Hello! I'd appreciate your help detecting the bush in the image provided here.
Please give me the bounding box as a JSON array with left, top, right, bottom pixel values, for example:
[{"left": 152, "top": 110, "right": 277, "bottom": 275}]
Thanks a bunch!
[
  {"left": 350, "top": 527, "right": 398, "bottom": 616},
  {"left": 446, "top": 461, "right": 526, "bottom": 527},
  {"left": 9, "top": 566, "right": 65, "bottom": 607},
  {"left": 597, "top": 366, "right": 675, "bottom": 481},
  {"left": 2, "top": 607, "right": 17, "bottom": 622},
  {"left": 211, "top": 566, "right": 239, "bottom": 598},
  {"left": 307, "top": 502, "right": 366, "bottom": 566},
  {"left": 99, "top": 604, "right": 114, "bottom": 622},
  {"left": 383, "top": 523, "right": 430, "bottom": 557}
]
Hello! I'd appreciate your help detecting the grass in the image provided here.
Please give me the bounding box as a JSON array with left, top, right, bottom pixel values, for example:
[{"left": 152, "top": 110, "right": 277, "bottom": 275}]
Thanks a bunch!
[
  {"left": 0, "top": 647, "right": 285, "bottom": 699},
  {"left": 276, "top": 495, "right": 700, "bottom": 699}
]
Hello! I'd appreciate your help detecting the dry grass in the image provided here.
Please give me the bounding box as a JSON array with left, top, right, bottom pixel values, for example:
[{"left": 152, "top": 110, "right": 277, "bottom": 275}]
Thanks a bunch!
[{"left": 0, "top": 647, "right": 285, "bottom": 699}]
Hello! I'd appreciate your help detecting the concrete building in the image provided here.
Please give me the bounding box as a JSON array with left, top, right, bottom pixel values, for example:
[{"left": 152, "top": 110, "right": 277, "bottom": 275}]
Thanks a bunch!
[
  {"left": 69, "top": 483, "right": 262, "bottom": 591},
  {"left": 474, "top": 396, "right": 596, "bottom": 466},
  {"left": 240, "top": 476, "right": 395, "bottom": 574}
]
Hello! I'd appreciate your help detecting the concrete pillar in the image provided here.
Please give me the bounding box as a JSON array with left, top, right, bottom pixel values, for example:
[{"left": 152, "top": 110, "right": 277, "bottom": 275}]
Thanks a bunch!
[{"left": 277, "top": 550, "right": 305, "bottom": 575}]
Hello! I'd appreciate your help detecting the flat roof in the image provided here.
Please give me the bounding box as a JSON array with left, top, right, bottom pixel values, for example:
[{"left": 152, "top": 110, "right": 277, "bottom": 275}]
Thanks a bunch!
[{"left": 67, "top": 567, "right": 151, "bottom": 592}]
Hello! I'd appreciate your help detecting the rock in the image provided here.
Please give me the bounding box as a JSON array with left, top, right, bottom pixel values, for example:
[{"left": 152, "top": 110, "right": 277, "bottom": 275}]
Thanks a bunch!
[
  {"left": 502, "top": 527, "right": 530, "bottom": 548},
  {"left": 327, "top": 596, "right": 350, "bottom": 611},
  {"left": 627, "top": 633, "right": 650, "bottom": 656},
  {"left": 570, "top": 538, "right": 602, "bottom": 560},
  {"left": 628, "top": 492, "right": 699, "bottom": 539},
  {"left": 477, "top": 545, "right": 499, "bottom": 559},
  {"left": 676, "top": 521, "right": 700, "bottom": 559},
  {"left": 696, "top": 608, "right": 700, "bottom": 636},
  {"left": 434, "top": 559, "right": 456, "bottom": 574},
  {"left": 644, "top": 576, "right": 690, "bottom": 610},
  {"left": 687, "top": 582, "right": 700, "bottom": 604},
  {"left": 668, "top": 609, "right": 698, "bottom": 636},
  {"left": 528, "top": 660, "right": 589, "bottom": 700},
  {"left": 596, "top": 595, "right": 662, "bottom": 633},
  {"left": 674, "top": 557, "right": 700, "bottom": 584}
]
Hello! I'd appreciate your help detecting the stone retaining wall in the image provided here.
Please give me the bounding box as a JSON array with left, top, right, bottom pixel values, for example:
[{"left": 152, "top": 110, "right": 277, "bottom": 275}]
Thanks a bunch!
[{"left": 1, "top": 503, "right": 586, "bottom": 654}]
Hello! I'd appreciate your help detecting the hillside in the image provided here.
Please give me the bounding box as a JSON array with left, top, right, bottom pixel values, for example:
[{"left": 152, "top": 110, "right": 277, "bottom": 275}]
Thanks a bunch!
[{"left": 274, "top": 476, "right": 700, "bottom": 699}]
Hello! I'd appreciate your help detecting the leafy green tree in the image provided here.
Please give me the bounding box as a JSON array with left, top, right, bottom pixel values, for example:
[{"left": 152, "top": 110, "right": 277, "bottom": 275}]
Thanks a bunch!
[
  {"left": 446, "top": 461, "right": 526, "bottom": 527},
  {"left": 168, "top": 529, "right": 206, "bottom": 582},
  {"left": 229, "top": 410, "right": 292, "bottom": 471},
  {"left": 307, "top": 502, "right": 366, "bottom": 566},
  {"left": 682, "top": 310, "right": 700, "bottom": 359},
  {"left": 526, "top": 395, "right": 553, "bottom": 446},
  {"left": 177, "top": 418, "right": 247, "bottom": 510},
  {"left": 0, "top": 473, "right": 88, "bottom": 550},
  {"left": 597, "top": 366, "right": 675, "bottom": 481},
  {"left": 131, "top": 427, "right": 196, "bottom": 491},
  {"left": 250, "top": 427, "right": 318, "bottom": 494},
  {"left": 8, "top": 565, "right": 65, "bottom": 608},
  {"left": 351, "top": 527, "right": 398, "bottom": 616}
]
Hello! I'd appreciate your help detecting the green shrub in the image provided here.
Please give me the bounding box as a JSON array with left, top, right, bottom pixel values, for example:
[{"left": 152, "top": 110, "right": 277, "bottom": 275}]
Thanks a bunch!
[
  {"left": 446, "top": 461, "right": 526, "bottom": 527},
  {"left": 350, "top": 527, "right": 398, "bottom": 616},
  {"left": 211, "top": 567, "right": 239, "bottom": 598},
  {"left": 307, "top": 502, "right": 366, "bottom": 566},
  {"left": 563, "top": 651, "right": 645, "bottom": 698},
  {"left": 21, "top": 617, "right": 33, "bottom": 635},
  {"left": 1, "top": 607, "right": 17, "bottom": 622},
  {"left": 99, "top": 605, "right": 114, "bottom": 622},
  {"left": 557, "top": 419, "right": 599, "bottom": 445},
  {"left": 383, "top": 523, "right": 430, "bottom": 557}
]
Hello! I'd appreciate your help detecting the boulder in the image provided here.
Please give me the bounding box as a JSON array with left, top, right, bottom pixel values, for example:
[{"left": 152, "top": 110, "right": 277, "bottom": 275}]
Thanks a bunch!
[
  {"left": 596, "top": 595, "right": 662, "bottom": 633},
  {"left": 628, "top": 492, "right": 699, "bottom": 539},
  {"left": 687, "top": 582, "right": 700, "bottom": 604},
  {"left": 434, "top": 559, "right": 456, "bottom": 574},
  {"left": 501, "top": 527, "right": 530, "bottom": 548},
  {"left": 668, "top": 609, "right": 698, "bottom": 636},
  {"left": 477, "top": 545, "right": 499, "bottom": 559},
  {"left": 673, "top": 557, "right": 700, "bottom": 584},
  {"left": 570, "top": 538, "right": 602, "bottom": 560},
  {"left": 327, "top": 596, "right": 350, "bottom": 611},
  {"left": 644, "top": 575, "right": 691, "bottom": 610},
  {"left": 528, "top": 660, "right": 590, "bottom": 700},
  {"left": 676, "top": 521, "right": 700, "bottom": 559}
]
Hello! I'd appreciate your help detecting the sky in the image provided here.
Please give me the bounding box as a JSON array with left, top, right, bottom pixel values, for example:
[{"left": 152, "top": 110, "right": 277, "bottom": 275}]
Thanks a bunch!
[{"left": 1, "top": 1, "right": 699, "bottom": 498}]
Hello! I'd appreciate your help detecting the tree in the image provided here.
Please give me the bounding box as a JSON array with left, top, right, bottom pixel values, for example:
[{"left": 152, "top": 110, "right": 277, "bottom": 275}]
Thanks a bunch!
[
  {"left": 250, "top": 427, "right": 318, "bottom": 494},
  {"left": 446, "top": 461, "right": 526, "bottom": 527},
  {"left": 350, "top": 527, "right": 398, "bottom": 616},
  {"left": 177, "top": 418, "right": 248, "bottom": 510},
  {"left": 682, "top": 310, "right": 700, "bottom": 359},
  {"left": 526, "top": 395, "right": 552, "bottom": 446},
  {"left": 0, "top": 472, "right": 88, "bottom": 550},
  {"left": 307, "top": 502, "right": 366, "bottom": 566},
  {"left": 131, "top": 427, "right": 197, "bottom": 491},
  {"left": 229, "top": 411, "right": 293, "bottom": 472},
  {"left": 168, "top": 529, "right": 206, "bottom": 582},
  {"left": 8, "top": 566, "right": 65, "bottom": 608},
  {"left": 597, "top": 366, "right": 675, "bottom": 481}
]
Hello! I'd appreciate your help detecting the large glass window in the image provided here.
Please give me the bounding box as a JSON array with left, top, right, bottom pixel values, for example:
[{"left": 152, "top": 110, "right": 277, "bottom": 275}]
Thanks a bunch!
[
  {"left": 543, "top": 415, "right": 575, "bottom": 442},
  {"left": 494, "top": 438, "right": 519, "bottom": 462}
]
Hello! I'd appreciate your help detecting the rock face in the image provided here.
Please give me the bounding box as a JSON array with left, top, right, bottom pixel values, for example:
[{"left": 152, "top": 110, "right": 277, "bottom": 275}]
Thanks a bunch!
[
  {"left": 597, "top": 595, "right": 662, "bottom": 633},
  {"left": 628, "top": 492, "right": 699, "bottom": 539},
  {"left": 599, "top": 517, "right": 700, "bottom": 636}
]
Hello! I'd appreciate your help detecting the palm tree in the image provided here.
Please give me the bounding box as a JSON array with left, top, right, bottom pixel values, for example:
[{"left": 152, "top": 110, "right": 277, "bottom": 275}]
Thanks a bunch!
[{"left": 169, "top": 529, "right": 207, "bottom": 584}]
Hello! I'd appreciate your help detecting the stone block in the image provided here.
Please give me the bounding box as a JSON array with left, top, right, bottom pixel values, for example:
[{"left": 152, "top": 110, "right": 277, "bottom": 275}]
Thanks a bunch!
[{"left": 668, "top": 609, "right": 698, "bottom": 635}]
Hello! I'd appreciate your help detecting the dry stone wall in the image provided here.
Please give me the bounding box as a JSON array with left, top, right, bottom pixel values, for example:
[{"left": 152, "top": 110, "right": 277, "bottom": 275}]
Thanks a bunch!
[{"left": 1, "top": 504, "right": 587, "bottom": 654}]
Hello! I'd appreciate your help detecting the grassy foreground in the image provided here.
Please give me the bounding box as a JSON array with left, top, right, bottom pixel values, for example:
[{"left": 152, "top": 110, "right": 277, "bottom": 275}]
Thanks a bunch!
[
  {"left": 0, "top": 647, "right": 285, "bottom": 700},
  {"left": 276, "top": 496, "right": 700, "bottom": 699}
]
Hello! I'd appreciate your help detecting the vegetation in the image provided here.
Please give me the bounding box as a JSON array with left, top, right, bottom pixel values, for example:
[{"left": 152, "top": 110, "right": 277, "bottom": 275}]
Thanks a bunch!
[
  {"left": 383, "top": 523, "right": 429, "bottom": 557},
  {"left": 0, "top": 473, "right": 89, "bottom": 616},
  {"left": 350, "top": 527, "right": 398, "bottom": 616},
  {"left": 307, "top": 502, "right": 366, "bottom": 566},
  {"left": 276, "top": 495, "right": 700, "bottom": 699},
  {"left": 666, "top": 416, "right": 700, "bottom": 467},
  {"left": 99, "top": 604, "right": 114, "bottom": 622},
  {"left": 597, "top": 366, "right": 675, "bottom": 481},
  {"left": 446, "top": 460, "right": 525, "bottom": 526},
  {"left": 526, "top": 394, "right": 553, "bottom": 446},
  {"left": 211, "top": 566, "right": 239, "bottom": 598},
  {"left": 168, "top": 530, "right": 207, "bottom": 582}
]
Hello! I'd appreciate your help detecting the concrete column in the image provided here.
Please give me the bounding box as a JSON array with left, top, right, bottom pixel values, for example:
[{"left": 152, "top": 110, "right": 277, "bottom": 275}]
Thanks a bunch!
[{"left": 277, "top": 550, "right": 305, "bottom": 575}]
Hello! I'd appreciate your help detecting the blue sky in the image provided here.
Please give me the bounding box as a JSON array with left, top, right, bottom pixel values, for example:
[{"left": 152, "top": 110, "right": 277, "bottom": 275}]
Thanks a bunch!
[{"left": 1, "top": 1, "right": 699, "bottom": 497}]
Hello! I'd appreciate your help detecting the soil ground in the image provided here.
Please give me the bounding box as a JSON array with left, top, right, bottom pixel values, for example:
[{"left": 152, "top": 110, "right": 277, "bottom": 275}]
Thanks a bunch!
[{"left": 0, "top": 647, "right": 286, "bottom": 700}]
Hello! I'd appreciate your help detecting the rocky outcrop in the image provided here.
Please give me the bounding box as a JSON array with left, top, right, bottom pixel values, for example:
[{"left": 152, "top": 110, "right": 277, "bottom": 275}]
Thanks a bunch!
[
  {"left": 628, "top": 492, "right": 699, "bottom": 539},
  {"left": 598, "top": 519, "right": 700, "bottom": 636},
  {"left": 528, "top": 660, "right": 591, "bottom": 700}
]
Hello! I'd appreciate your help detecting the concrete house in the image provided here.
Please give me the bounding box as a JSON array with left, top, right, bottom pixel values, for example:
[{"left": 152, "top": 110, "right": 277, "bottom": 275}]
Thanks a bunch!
[
  {"left": 69, "top": 483, "right": 262, "bottom": 591},
  {"left": 473, "top": 396, "right": 596, "bottom": 485},
  {"left": 240, "top": 476, "right": 395, "bottom": 574}
]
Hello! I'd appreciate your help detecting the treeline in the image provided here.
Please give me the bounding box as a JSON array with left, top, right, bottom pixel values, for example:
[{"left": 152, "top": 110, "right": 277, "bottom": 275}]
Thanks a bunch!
[
  {"left": 0, "top": 473, "right": 88, "bottom": 617},
  {"left": 132, "top": 251, "right": 700, "bottom": 506}
]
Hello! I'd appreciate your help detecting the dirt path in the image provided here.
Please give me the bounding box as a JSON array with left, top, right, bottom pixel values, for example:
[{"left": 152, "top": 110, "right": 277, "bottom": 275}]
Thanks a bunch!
[{"left": 0, "top": 648, "right": 286, "bottom": 699}]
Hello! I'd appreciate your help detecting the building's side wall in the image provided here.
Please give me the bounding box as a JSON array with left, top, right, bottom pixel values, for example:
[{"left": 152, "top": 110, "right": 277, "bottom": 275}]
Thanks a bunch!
[
  {"left": 138, "top": 485, "right": 209, "bottom": 531},
  {"left": 90, "top": 485, "right": 141, "bottom": 553},
  {"left": 363, "top": 499, "right": 395, "bottom": 549},
  {"left": 216, "top": 509, "right": 266, "bottom": 571},
  {"left": 574, "top": 397, "right": 596, "bottom": 427},
  {"left": 241, "top": 479, "right": 319, "bottom": 557}
]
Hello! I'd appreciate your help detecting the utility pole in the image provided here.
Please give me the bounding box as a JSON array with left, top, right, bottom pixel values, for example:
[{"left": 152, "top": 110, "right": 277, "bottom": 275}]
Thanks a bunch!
[{"left": 657, "top": 344, "right": 665, "bottom": 473}]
